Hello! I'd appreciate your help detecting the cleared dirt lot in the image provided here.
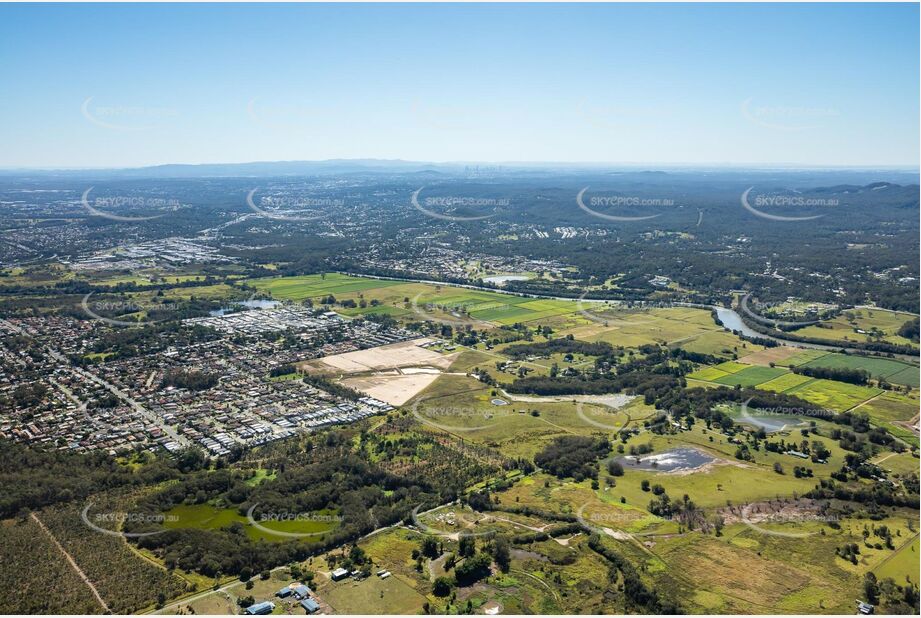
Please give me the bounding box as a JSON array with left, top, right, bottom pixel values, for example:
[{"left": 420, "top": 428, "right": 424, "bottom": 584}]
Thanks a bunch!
[
  {"left": 302, "top": 338, "right": 460, "bottom": 406},
  {"left": 737, "top": 345, "right": 801, "bottom": 366},
  {"left": 342, "top": 372, "right": 442, "bottom": 406},
  {"left": 300, "top": 338, "right": 455, "bottom": 374}
]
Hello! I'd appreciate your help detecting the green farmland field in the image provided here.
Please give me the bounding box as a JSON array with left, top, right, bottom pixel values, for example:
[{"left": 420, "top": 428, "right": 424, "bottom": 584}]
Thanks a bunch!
[
  {"left": 756, "top": 372, "right": 815, "bottom": 393},
  {"left": 712, "top": 365, "right": 789, "bottom": 388},
  {"left": 801, "top": 353, "right": 919, "bottom": 387},
  {"left": 784, "top": 379, "right": 882, "bottom": 412}
]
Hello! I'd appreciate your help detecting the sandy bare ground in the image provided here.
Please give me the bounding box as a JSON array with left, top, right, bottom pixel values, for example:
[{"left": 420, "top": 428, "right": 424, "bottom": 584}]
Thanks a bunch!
[
  {"left": 737, "top": 346, "right": 801, "bottom": 366},
  {"left": 342, "top": 372, "right": 441, "bottom": 406},
  {"left": 498, "top": 389, "right": 635, "bottom": 409},
  {"left": 301, "top": 338, "right": 455, "bottom": 374}
]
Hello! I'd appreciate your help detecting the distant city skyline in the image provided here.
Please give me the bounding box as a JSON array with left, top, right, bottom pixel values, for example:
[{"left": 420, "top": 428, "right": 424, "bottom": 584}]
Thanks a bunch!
[{"left": 1, "top": 3, "right": 918, "bottom": 168}]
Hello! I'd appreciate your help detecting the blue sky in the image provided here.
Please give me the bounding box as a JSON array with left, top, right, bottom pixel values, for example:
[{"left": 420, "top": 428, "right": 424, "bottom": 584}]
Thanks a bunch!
[{"left": 0, "top": 3, "right": 917, "bottom": 168}]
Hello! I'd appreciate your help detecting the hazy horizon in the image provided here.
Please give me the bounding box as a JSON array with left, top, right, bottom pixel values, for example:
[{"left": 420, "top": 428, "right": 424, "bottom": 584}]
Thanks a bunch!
[{"left": 1, "top": 3, "right": 918, "bottom": 169}]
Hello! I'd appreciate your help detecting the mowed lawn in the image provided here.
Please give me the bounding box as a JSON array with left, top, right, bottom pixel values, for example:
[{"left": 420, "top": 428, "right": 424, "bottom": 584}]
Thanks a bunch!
[{"left": 318, "top": 573, "right": 427, "bottom": 615}]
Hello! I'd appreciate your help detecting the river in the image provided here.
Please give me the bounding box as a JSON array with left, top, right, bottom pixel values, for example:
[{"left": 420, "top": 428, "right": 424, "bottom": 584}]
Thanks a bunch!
[{"left": 339, "top": 272, "right": 918, "bottom": 363}]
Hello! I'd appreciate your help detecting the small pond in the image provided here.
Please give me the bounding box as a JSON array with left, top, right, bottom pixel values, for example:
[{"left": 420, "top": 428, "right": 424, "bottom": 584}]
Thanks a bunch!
[{"left": 615, "top": 447, "right": 715, "bottom": 472}]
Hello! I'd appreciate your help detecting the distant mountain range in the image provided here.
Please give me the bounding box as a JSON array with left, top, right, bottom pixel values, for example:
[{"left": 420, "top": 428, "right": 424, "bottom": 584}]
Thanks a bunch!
[{"left": 1, "top": 159, "right": 918, "bottom": 184}]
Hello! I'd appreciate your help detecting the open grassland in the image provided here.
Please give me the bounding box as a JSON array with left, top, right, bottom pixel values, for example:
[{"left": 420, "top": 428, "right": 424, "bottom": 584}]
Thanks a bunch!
[
  {"left": 857, "top": 391, "right": 921, "bottom": 447},
  {"left": 630, "top": 423, "right": 846, "bottom": 490},
  {"left": 568, "top": 306, "right": 728, "bottom": 348},
  {"left": 872, "top": 451, "right": 921, "bottom": 477},
  {"left": 340, "top": 523, "right": 619, "bottom": 614},
  {"left": 795, "top": 308, "right": 918, "bottom": 348},
  {"left": 143, "top": 283, "right": 241, "bottom": 301},
  {"left": 652, "top": 531, "right": 853, "bottom": 614},
  {"left": 673, "top": 328, "right": 765, "bottom": 359},
  {"left": 874, "top": 534, "right": 920, "bottom": 584},
  {"left": 859, "top": 391, "right": 920, "bottom": 424},
  {"left": 317, "top": 568, "right": 428, "bottom": 615},
  {"left": 657, "top": 512, "right": 919, "bottom": 613},
  {"left": 246, "top": 273, "right": 586, "bottom": 325},
  {"left": 248, "top": 273, "right": 404, "bottom": 301},
  {"left": 163, "top": 503, "right": 340, "bottom": 542},
  {"left": 606, "top": 453, "right": 818, "bottom": 510},
  {"left": 410, "top": 374, "right": 655, "bottom": 459},
  {"left": 314, "top": 527, "right": 430, "bottom": 614},
  {"left": 488, "top": 452, "right": 916, "bottom": 615}
]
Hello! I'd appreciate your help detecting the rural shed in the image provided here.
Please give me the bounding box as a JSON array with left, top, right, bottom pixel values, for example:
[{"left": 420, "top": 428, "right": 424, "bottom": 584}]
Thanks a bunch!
[
  {"left": 300, "top": 598, "right": 320, "bottom": 614},
  {"left": 331, "top": 567, "right": 349, "bottom": 581},
  {"left": 244, "top": 601, "right": 275, "bottom": 615}
]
